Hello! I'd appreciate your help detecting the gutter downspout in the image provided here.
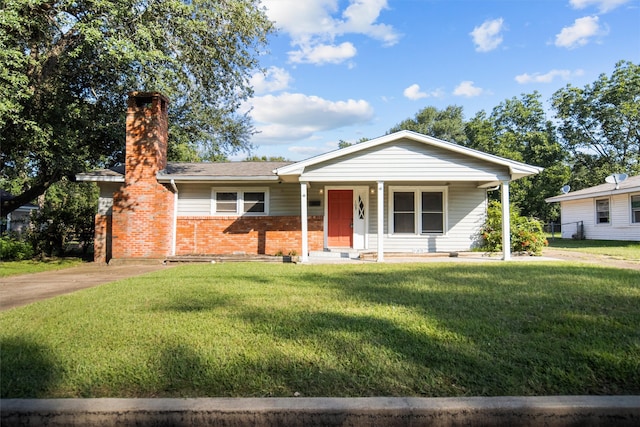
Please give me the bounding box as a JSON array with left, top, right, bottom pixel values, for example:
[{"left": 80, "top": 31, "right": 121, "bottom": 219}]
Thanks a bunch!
[{"left": 170, "top": 179, "right": 178, "bottom": 256}]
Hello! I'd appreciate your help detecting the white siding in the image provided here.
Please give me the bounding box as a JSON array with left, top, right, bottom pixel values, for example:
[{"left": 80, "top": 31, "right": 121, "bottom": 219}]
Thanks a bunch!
[
  {"left": 98, "top": 183, "right": 121, "bottom": 215},
  {"left": 301, "top": 139, "right": 510, "bottom": 183},
  {"left": 176, "top": 183, "right": 307, "bottom": 216},
  {"left": 367, "top": 183, "right": 487, "bottom": 252},
  {"left": 559, "top": 194, "right": 640, "bottom": 241}
]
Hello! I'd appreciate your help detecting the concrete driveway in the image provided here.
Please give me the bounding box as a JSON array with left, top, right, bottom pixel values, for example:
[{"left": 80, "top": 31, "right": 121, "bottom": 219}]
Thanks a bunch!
[{"left": 0, "top": 263, "right": 172, "bottom": 311}]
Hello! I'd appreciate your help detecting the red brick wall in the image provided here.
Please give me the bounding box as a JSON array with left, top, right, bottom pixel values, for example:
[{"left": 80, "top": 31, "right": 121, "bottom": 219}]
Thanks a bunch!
[
  {"left": 94, "top": 214, "right": 112, "bottom": 264},
  {"left": 175, "top": 215, "right": 324, "bottom": 255},
  {"left": 110, "top": 92, "right": 174, "bottom": 260}
]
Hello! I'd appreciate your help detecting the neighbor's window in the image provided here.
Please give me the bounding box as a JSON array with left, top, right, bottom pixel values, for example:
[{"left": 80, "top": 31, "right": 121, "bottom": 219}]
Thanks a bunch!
[
  {"left": 390, "top": 187, "right": 446, "bottom": 234},
  {"left": 631, "top": 195, "right": 640, "bottom": 223},
  {"left": 212, "top": 188, "right": 268, "bottom": 215},
  {"left": 596, "top": 198, "right": 610, "bottom": 224}
]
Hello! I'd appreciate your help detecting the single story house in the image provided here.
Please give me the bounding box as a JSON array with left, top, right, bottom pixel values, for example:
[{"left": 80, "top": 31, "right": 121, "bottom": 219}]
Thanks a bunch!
[
  {"left": 77, "top": 92, "right": 543, "bottom": 263},
  {"left": 0, "top": 190, "right": 39, "bottom": 235},
  {"left": 545, "top": 175, "right": 640, "bottom": 241}
]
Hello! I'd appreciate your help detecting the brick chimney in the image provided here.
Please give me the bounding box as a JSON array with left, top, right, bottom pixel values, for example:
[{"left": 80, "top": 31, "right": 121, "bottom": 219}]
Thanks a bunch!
[{"left": 110, "top": 92, "right": 174, "bottom": 262}]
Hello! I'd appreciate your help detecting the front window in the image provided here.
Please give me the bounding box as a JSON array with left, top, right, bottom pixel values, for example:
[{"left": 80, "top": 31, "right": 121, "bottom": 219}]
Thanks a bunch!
[
  {"left": 244, "top": 192, "right": 265, "bottom": 213},
  {"left": 421, "top": 192, "right": 444, "bottom": 233},
  {"left": 216, "top": 192, "right": 238, "bottom": 213},
  {"left": 631, "top": 195, "right": 640, "bottom": 223},
  {"left": 596, "top": 198, "right": 610, "bottom": 224},
  {"left": 390, "top": 187, "right": 446, "bottom": 235},
  {"left": 393, "top": 192, "right": 415, "bottom": 233},
  {"left": 212, "top": 188, "right": 268, "bottom": 215}
]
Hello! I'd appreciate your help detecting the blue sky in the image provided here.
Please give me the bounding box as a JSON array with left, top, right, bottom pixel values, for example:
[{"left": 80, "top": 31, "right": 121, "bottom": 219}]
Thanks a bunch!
[{"left": 240, "top": 0, "right": 640, "bottom": 161}]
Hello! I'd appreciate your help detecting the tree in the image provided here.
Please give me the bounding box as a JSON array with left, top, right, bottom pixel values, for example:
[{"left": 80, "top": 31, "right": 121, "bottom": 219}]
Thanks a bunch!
[
  {"left": 27, "top": 178, "right": 98, "bottom": 257},
  {"left": 388, "top": 105, "right": 467, "bottom": 144},
  {"left": 243, "top": 155, "right": 289, "bottom": 162},
  {"left": 465, "top": 92, "right": 569, "bottom": 221},
  {"left": 338, "top": 137, "right": 370, "bottom": 149},
  {"left": 1, "top": 0, "right": 274, "bottom": 215},
  {"left": 552, "top": 60, "right": 640, "bottom": 188}
]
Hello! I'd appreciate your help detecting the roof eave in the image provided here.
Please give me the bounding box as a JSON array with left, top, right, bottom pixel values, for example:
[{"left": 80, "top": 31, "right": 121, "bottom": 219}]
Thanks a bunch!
[
  {"left": 546, "top": 186, "right": 640, "bottom": 203},
  {"left": 75, "top": 174, "right": 125, "bottom": 183},
  {"left": 157, "top": 174, "right": 280, "bottom": 183}
]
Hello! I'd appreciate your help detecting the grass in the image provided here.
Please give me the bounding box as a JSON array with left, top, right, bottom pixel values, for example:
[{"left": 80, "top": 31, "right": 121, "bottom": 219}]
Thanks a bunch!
[
  {"left": 0, "top": 258, "right": 84, "bottom": 277},
  {"left": 1, "top": 262, "right": 638, "bottom": 398},
  {"left": 547, "top": 238, "right": 640, "bottom": 261}
]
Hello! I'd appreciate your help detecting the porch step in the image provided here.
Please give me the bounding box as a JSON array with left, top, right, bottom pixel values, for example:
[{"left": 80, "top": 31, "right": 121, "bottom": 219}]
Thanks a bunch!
[
  {"left": 165, "top": 255, "right": 294, "bottom": 264},
  {"left": 308, "top": 250, "right": 361, "bottom": 260}
]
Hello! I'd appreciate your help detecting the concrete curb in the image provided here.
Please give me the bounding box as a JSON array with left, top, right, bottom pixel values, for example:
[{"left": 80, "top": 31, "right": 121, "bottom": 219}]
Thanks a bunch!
[{"left": 2, "top": 396, "right": 639, "bottom": 426}]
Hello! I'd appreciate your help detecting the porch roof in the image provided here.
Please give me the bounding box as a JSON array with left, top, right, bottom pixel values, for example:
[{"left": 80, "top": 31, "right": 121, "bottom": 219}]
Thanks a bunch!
[{"left": 275, "top": 130, "right": 543, "bottom": 186}]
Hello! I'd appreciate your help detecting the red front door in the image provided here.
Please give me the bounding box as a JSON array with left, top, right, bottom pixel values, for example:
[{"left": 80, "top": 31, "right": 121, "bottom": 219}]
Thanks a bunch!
[{"left": 328, "top": 190, "right": 353, "bottom": 247}]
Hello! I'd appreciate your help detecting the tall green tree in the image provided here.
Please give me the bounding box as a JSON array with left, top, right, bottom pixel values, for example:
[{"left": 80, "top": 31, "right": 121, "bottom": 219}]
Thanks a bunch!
[
  {"left": 1, "top": 0, "right": 274, "bottom": 215},
  {"left": 552, "top": 60, "right": 640, "bottom": 189},
  {"left": 465, "top": 92, "right": 569, "bottom": 221},
  {"left": 388, "top": 105, "right": 467, "bottom": 144}
]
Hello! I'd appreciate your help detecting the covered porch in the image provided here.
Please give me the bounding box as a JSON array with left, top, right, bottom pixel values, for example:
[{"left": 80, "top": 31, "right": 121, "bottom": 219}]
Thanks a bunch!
[{"left": 274, "top": 131, "right": 543, "bottom": 263}]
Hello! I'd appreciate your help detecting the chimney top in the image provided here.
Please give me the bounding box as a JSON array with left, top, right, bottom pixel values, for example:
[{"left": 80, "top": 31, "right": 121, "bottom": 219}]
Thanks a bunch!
[{"left": 128, "top": 91, "right": 170, "bottom": 102}]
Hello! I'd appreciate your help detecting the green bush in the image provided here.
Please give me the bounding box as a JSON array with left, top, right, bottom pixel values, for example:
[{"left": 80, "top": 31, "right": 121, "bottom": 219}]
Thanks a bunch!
[
  {"left": 0, "top": 235, "right": 34, "bottom": 261},
  {"left": 480, "top": 201, "right": 547, "bottom": 256}
]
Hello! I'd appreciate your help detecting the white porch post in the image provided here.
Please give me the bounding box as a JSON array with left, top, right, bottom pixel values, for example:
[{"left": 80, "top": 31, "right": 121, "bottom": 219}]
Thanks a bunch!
[
  {"left": 377, "top": 181, "right": 384, "bottom": 262},
  {"left": 300, "top": 182, "right": 309, "bottom": 263},
  {"left": 501, "top": 180, "right": 511, "bottom": 261}
]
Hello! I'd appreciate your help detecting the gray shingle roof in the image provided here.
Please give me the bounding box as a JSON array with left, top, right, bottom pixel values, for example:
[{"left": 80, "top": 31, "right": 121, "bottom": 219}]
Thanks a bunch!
[
  {"left": 76, "top": 162, "right": 293, "bottom": 182},
  {"left": 161, "top": 161, "right": 292, "bottom": 178},
  {"left": 546, "top": 175, "right": 640, "bottom": 202}
]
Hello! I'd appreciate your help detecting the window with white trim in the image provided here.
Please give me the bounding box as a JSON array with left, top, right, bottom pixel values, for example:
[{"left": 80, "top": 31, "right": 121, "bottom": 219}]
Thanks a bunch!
[
  {"left": 211, "top": 188, "right": 269, "bottom": 215},
  {"left": 595, "top": 198, "right": 610, "bottom": 224},
  {"left": 390, "top": 187, "right": 446, "bottom": 234},
  {"left": 631, "top": 194, "right": 640, "bottom": 224}
]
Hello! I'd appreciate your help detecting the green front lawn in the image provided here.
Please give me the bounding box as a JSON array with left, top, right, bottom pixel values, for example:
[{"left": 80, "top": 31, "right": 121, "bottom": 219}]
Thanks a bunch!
[
  {"left": 547, "top": 238, "right": 640, "bottom": 261},
  {"left": 0, "top": 258, "right": 84, "bottom": 277},
  {"left": 1, "top": 262, "right": 638, "bottom": 398}
]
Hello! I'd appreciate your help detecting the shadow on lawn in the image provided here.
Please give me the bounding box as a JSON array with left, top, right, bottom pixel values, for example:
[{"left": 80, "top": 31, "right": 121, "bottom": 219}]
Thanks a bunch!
[
  {"left": 2, "top": 263, "right": 638, "bottom": 397},
  {"left": 146, "top": 263, "right": 639, "bottom": 396},
  {"left": 0, "top": 337, "right": 62, "bottom": 398}
]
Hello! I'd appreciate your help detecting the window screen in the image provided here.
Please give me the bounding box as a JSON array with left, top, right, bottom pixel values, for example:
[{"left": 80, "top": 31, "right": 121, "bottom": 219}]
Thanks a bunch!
[
  {"left": 393, "top": 192, "right": 415, "bottom": 233},
  {"left": 216, "top": 192, "right": 237, "bottom": 213}
]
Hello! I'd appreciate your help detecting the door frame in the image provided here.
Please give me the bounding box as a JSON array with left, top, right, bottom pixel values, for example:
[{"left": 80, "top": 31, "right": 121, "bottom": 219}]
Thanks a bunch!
[{"left": 324, "top": 186, "right": 369, "bottom": 250}]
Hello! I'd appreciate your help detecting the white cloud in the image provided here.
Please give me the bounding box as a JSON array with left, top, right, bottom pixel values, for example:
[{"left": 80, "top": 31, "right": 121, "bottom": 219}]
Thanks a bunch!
[
  {"left": 470, "top": 18, "right": 505, "bottom": 52},
  {"left": 402, "top": 84, "right": 445, "bottom": 100},
  {"left": 248, "top": 92, "right": 374, "bottom": 143},
  {"left": 403, "top": 84, "right": 427, "bottom": 100},
  {"left": 453, "top": 81, "right": 485, "bottom": 97},
  {"left": 250, "top": 67, "right": 292, "bottom": 94},
  {"left": 555, "top": 16, "right": 606, "bottom": 48},
  {"left": 261, "top": 0, "right": 400, "bottom": 65},
  {"left": 515, "top": 69, "right": 585, "bottom": 84},
  {"left": 288, "top": 42, "right": 357, "bottom": 65},
  {"left": 339, "top": 0, "right": 400, "bottom": 46},
  {"left": 569, "top": 0, "right": 631, "bottom": 13}
]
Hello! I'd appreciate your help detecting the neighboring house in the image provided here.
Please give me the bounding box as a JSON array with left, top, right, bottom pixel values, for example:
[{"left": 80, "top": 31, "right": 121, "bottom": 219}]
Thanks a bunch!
[
  {"left": 0, "top": 190, "right": 38, "bottom": 235},
  {"left": 77, "top": 92, "right": 542, "bottom": 264},
  {"left": 545, "top": 175, "right": 640, "bottom": 241}
]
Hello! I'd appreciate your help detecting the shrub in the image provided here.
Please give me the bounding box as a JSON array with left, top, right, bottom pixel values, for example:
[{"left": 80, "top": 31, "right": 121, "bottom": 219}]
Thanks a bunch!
[
  {"left": 0, "top": 235, "right": 34, "bottom": 261},
  {"left": 480, "top": 201, "right": 547, "bottom": 256}
]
